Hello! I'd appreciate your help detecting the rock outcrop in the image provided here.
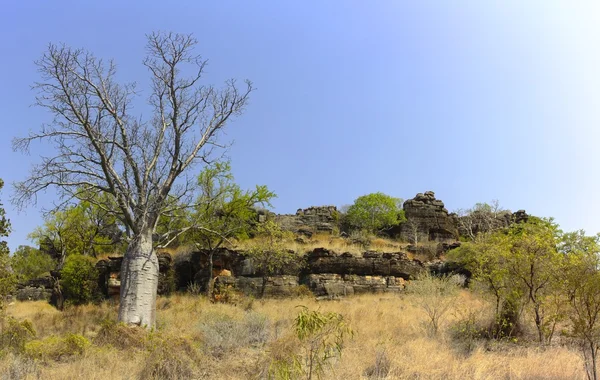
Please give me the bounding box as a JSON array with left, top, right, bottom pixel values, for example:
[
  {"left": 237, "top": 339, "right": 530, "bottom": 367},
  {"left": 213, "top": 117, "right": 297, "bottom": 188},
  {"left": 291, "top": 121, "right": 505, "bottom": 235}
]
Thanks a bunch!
[
  {"left": 399, "top": 191, "right": 459, "bottom": 242},
  {"left": 276, "top": 206, "right": 339, "bottom": 235}
]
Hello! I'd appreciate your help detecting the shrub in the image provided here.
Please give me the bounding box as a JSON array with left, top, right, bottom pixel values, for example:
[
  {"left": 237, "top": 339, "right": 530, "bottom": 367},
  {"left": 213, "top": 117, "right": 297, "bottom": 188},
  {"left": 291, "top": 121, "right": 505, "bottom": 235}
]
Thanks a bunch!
[
  {"left": 1, "top": 354, "right": 40, "bottom": 379},
  {"left": 198, "top": 311, "right": 271, "bottom": 357},
  {"left": 364, "top": 348, "right": 392, "bottom": 379},
  {"left": 24, "top": 333, "right": 90, "bottom": 361},
  {"left": 406, "top": 272, "right": 462, "bottom": 335},
  {"left": 0, "top": 318, "right": 36, "bottom": 354},
  {"left": 139, "top": 336, "right": 199, "bottom": 380},
  {"left": 94, "top": 319, "right": 147, "bottom": 350},
  {"left": 267, "top": 306, "right": 353, "bottom": 380},
  {"left": 60, "top": 255, "right": 98, "bottom": 305},
  {"left": 449, "top": 310, "right": 486, "bottom": 354}
]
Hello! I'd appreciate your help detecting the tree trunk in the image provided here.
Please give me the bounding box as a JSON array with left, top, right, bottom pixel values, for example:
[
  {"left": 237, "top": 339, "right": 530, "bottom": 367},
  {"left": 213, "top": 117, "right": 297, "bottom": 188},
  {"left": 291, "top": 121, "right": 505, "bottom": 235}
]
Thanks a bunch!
[
  {"left": 118, "top": 228, "right": 159, "bottom": 328},
  {"left": 205, "top": 251, "right": 215, "bottom": 298}
]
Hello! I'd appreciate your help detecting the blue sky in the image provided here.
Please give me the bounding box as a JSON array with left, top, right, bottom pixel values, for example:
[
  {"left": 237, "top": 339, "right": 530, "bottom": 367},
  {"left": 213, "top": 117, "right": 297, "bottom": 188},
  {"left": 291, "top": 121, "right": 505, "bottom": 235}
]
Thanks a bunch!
[{"left": 1, "top": 1, "right": 600, "bottom": 251}]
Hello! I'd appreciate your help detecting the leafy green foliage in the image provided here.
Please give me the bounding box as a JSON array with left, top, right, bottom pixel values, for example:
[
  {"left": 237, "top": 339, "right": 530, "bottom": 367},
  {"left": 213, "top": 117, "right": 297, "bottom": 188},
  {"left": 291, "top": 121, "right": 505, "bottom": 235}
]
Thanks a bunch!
[
  {"left": 29, "top": 195, "right": 122, "bottom": 261},
  {"left": 450, "top": 217, "right": 564, "bottom": 342},
  {"left": 24, "top": 333, "right": 90, "bottom": 361},
  {"left": 345, "top": 192, "right": 405, "bottom": 234},
  {"left": 187, "top": 161, "right": 276, "bottom": 249},
  {"left": 10, "top": 245, "right": 56, "bottom": 282},
  {"left": 0, "top": 179, "right": 15, "bottom": 306},
  {"left": 60, "top": 255, "right": 98, "bottom": 305}
]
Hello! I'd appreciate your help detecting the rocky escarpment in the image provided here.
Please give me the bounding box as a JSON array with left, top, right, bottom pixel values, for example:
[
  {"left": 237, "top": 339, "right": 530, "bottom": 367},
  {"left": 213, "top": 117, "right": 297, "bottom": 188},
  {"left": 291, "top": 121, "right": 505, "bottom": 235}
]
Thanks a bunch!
[
  {"left": 275, "top": 206, "right": 339, "bottom": 235},
  {"left": 93, "top": 247, "right": 426, "bottom": 300},
  {"left": 398, "top": 191, "right": 459, "bottom": 242}
]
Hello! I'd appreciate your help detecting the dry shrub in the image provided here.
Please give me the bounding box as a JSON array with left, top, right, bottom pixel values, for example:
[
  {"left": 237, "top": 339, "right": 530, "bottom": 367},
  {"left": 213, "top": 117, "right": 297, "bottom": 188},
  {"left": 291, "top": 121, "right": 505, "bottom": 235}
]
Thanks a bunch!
[
  {"left": 93, "top": 319, "right": 147, "bottom": 350},
  {"left": 138, "top": 335, "right": 200, "bottom": 380},
  {"left": 363, "top": 348, "right": 392, "bottom": 379},
  {"left": 198, "top": 311, "right": 271, "bottom": 357},
  {"left": 0, "top": 353, "right": 40, "bottom": 380}
]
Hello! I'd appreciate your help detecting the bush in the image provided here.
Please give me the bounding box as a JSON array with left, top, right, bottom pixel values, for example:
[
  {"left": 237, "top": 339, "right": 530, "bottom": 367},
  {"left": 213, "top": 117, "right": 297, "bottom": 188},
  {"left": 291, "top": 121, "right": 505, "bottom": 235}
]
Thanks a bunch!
[
  {"left": 449, "top": 310, "right": 486, "bottom": 354},
  {"left": 24, "top": 333, "right": 90, "bottom": 361},
  {"left": 1, "top": 354, "right": 40, "bottom": 379},
  {"left": 139, "top": 336, "right": 199, "bottom": 380},
  {"left": 406, "top": 272, "right": 462, "bottom": 335},
  {"left": 94, "top": 319, "right": 147, "bottom": 350},
  {"left": 60, "top": 255, "right": 98, "bottom": 305},
  {"left": 0, "top": 318, "right": 36, "bottom": 354},
  {"left": 198, "top": 311, "right": 271, "bottom": 357}
]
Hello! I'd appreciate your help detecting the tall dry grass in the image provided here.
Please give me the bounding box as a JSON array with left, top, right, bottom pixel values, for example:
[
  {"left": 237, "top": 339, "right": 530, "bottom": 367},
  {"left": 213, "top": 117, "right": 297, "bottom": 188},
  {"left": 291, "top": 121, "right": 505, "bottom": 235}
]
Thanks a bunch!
[{"left": 0, "top": 290, "right": 586, "bottom": 379}]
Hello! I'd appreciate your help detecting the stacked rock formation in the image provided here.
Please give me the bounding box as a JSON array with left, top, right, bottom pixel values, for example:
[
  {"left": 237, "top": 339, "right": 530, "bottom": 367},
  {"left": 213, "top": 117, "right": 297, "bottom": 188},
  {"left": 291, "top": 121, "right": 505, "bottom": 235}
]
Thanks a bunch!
[
  {"left": 399, "top": 191, "right": 459, "bottom": 242},
  {"left": 275, "top": 206, "right": 338, "bottom": 236}
]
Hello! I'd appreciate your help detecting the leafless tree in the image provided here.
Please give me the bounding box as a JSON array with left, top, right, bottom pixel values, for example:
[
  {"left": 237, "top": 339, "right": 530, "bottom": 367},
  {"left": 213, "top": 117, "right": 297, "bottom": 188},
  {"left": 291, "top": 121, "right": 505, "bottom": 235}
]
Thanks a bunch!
[{"left": 12, "top": 32, "right": 253, "bottom": 327}]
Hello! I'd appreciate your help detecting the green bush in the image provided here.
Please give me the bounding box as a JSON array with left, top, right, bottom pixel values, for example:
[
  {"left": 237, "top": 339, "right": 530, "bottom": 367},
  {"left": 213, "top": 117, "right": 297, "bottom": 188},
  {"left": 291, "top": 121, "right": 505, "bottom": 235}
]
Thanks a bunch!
[
  {"left": 24, "top": 333, "right": 90, "bottom": 361},
  {"left": 0, "top": 317, "right": 36, "bottom": 354},
  {"left": 60, "top": 255, "right": 98, "bottom": 305}
]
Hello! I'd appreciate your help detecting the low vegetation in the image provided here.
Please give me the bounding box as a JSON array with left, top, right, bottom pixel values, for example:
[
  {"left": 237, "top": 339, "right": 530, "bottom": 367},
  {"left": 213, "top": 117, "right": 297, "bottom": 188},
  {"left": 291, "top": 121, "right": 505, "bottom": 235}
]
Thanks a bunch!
[{"left": 0, "top": 291, "right": 589, "bottom": 379}]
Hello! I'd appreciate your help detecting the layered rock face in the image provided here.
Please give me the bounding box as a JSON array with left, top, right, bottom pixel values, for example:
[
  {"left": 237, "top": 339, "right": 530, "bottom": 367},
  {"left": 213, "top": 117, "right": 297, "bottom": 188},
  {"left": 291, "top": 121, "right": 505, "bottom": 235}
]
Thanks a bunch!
[
  {"left": 399, "top": 191, "right": 459, "bottom": 242},
  {"left": 276, "top": 206, "right": 338, "bottom": 235},
  {"left": 15, "top": 276, "right": 55, "bottom": 302},
  {"left": 92, "top": 247, "right": 425, "bottom": 299}
]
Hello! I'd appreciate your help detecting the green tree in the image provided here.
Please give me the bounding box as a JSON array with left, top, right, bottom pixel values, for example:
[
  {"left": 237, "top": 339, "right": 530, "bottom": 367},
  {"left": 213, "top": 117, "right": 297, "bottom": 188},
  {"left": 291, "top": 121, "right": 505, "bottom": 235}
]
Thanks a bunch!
[
  {"left": 0, "top": 179, "right": 15, "bottom": 309},
  {"left": 450, "top": 218, "right": 564, "bottom": 343},
  {"left": 29, "top": 198, "right": 122, "bottom": 265},
  {"left": 185, "top": 162, "right": 275, "bottom": 294},
  {"left": 60, "top": 255, "right": 98, "bottom": 305},
  {"left": 345, "top": 192, "right": 405, "bottom": 234},
  {"left": 10, "top": 245, "right": 56, "bottom": 282},
  {"left": 244, "top": 221, "right": 299, "bottom": 297},
  {"left": 560, "top": 231, "right": 600, "bottom": 380}
]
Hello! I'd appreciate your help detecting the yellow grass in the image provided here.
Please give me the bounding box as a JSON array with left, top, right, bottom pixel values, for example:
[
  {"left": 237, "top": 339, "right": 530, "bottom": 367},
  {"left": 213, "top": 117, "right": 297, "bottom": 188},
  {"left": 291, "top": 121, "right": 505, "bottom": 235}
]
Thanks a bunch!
[{"left": 0, "top": 290, "right": 587, "bottom": 379}]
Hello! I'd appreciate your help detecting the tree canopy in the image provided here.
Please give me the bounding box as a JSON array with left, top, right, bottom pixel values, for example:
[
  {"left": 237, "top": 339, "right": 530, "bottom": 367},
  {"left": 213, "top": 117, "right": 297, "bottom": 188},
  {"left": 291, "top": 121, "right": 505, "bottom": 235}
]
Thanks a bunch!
[{"left": 345, "top": 192, "right": 405, "bottom": 233}]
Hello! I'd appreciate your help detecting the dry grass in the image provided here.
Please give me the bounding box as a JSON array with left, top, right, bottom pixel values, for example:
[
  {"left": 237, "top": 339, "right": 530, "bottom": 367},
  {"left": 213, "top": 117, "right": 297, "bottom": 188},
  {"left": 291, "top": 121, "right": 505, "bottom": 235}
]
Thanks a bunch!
[
  {"left": 233, "top": 233, "right": 409, "bottom": 256},
  {"left": 0, "top": 290, "right": 588, "bottom": 379}
]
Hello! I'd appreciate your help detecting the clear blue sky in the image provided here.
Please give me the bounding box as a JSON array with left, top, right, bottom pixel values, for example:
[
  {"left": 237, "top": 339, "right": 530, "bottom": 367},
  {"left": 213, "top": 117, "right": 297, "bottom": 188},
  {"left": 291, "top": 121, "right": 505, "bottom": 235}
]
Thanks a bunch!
[{"left": 1, "top": 1, "right": 600, "bottom": 251}]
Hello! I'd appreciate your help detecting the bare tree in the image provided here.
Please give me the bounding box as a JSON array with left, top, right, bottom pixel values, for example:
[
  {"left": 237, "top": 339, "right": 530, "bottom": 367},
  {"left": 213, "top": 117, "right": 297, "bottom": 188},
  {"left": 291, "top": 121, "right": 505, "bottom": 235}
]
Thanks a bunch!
[{"left": 12, "top": 32, "right": 253, "bottom": 327}]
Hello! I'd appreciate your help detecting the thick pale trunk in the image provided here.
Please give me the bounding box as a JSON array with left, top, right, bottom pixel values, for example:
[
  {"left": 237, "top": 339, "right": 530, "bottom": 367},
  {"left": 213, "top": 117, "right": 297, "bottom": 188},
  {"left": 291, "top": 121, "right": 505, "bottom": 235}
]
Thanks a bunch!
[{"left": 118, "top": 229, "right": 159, "bottom": 328}]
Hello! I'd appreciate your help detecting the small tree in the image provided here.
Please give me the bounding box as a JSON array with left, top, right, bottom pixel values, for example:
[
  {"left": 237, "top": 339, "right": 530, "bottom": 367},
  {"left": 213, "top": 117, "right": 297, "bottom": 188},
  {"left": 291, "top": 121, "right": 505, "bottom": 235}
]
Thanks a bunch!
[
  {"left": 10, "top": 245, "right": 56, "bottom": 282},
  {"left": 269, "top": 306, "right": 353, "bottom": 380},
  {"left": 244, "top": 221, "right": 298, "bottom": 297},
  {"left": 407, "top": 272, "right": 462, "bottom": 335},
  {"left": 345, "top": 192, "right": 405, "bottom": 234},
  {"left": 186, "top": 161, "right": 275, "bottom": 295},
  {"left": 560, "top": 231, "right": 600, "bottom": 380}
]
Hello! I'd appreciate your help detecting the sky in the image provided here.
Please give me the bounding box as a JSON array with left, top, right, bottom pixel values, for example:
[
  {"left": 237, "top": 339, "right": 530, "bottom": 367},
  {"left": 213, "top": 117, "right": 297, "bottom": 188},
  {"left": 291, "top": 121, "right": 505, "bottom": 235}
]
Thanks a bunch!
[{"left": 1, "top": 1, "right": 600, "bottom": 251}]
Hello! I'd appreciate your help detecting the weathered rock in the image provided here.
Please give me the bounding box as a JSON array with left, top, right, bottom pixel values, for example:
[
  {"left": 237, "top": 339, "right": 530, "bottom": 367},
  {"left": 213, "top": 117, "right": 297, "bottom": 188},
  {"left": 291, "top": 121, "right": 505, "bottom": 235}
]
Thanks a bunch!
[
  {"left": 215, "top": 275, "right": 301, "bottom": 298},
  {"left": 305, "top": 249, "right": 423, "bottom": 279},
  {"left": 399, "top": 191, "right": 459, "bottom": 242},
  {"left": 16, "top": 286, "right": 52, "bottom": 302},
  {"left": 276, "top": 206, "right": 339, "bottom": 234},
  {"left": 304, "top": 274, "right": 405, "bottom": 297}
]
